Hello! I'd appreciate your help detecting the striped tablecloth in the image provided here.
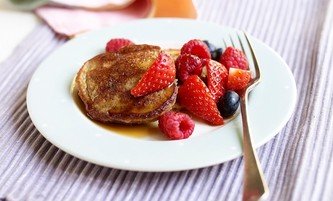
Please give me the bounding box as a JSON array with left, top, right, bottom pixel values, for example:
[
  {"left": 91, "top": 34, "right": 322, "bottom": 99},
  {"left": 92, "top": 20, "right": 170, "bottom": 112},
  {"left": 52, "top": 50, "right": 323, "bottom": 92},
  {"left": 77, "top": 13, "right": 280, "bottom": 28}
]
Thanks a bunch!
[{"left": 1, "top": 0, "right": 333, "bottom": 200}]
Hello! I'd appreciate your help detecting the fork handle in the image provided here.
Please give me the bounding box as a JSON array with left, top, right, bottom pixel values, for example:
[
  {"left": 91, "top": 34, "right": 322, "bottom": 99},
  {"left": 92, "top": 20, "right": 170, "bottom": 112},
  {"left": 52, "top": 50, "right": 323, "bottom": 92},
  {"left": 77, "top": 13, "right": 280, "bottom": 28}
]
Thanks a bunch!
[{"left": 240, "top": 93, "right": 269, "bottom": 201}]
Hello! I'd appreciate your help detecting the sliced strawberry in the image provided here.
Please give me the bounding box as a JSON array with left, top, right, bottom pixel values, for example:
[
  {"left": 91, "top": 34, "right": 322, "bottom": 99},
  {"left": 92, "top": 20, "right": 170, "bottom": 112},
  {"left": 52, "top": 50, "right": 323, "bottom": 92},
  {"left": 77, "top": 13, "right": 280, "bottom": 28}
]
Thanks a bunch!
[
  {"left": 220, "top": 47, "right": 249, "bottom": 70},
  {"left": 131, "top": 52, "right": 176, "bottom": 97},
  {"left": 180, "top": 39, "right": 211, "bottom": 59},
  {"left": 207, "top": 60, "right": 228, "bottom": 102},
  {"left": 227, "top": 68, "right": 251, "bottom": 91},
  {"left": 105, "top": 38, "right": 133, "bottom": 52},
  {"left": 178, "top": 75, "right": 223, "bottom": 125},
  {"left": 175, "top": 54, "right": 205, "bottom": 83}
]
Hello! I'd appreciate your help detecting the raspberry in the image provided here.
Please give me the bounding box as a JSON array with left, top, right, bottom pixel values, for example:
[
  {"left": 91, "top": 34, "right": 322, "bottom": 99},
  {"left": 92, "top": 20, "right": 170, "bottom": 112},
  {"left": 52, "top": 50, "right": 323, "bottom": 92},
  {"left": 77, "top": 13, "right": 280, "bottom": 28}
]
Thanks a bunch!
[
  {"left": 158, "top": 111, "right": 195, "bottom": 140},
  {"left": 180, "top": 39, "right": 211, "bottom": 59},
  {"left": 175, "top": 54, "right": 205, "bottom": 83},
  {"left": 105, "top": 38, "right": 133, "bottom": 52},
  {"left": 219, "top": 47, "right": 249, "bottom": 70}
]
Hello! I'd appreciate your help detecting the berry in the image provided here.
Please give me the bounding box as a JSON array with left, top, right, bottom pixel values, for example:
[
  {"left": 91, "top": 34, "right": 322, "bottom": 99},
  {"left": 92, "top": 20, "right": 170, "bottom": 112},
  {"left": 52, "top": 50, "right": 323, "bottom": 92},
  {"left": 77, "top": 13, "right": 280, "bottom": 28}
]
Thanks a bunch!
[
  {"left": 227, "top": 68, "right": 251, "bottom": 91},
  {"left": 158, "top": 111, "right": 195, "bottom": 140},
  {"left": 105, "top": 38, "right": 133, "bottom": 52},
  {"left": 203, "top": 41, "right": 223, "bottom": 61},
  {"left": 218, "top": 91, "right": 240, "bottom": 118},
  {"left": 203, "top": 40, "right": 216, "bottom": 52},
  {"left": 131, "top": 52, "right": 176, "bottom": 97},
  {"left": 175, "top": 54, "right": 205, "bottom": 83},
  {"left": 206, "top": 60, "right": 228, "bottom": 102},
  {"left": 211, "top": 48, "right": 223, "bottom": 61},
  {"left": 220, "top": 47, "right": 249, "bottom": 70},
  {"left": 178, "top": 75, "right": 223, "bottom": 125},
  {"left": 181, "top": 39, "right": 211, "bottom": 59}
]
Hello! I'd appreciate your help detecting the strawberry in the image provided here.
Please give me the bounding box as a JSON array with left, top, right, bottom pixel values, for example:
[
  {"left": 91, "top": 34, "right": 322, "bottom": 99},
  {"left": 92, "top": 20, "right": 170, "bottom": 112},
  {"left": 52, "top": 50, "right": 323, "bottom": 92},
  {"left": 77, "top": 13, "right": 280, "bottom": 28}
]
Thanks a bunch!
[
  {"left": 131, "top": 52, "right": 176, "bottom": 97},
  {"left": 178, "top": 75, "right": 223, "bottom": 125},
  {"left": 206, "top": 60, "right": 228, "bottom": 102},
  {"left": 227, "top": 68, "right": 251, "bottom": 91},
  {"left": 175, "top": 54, "right": 205, "bottom": 83},
  {"left": 180, "top": 39, "right": 211, "bottom": 59},
  {"left": 105, "top": 38, "right": 133, "bottom": 52},
  {"left": 220, "top": 46, "right": 249, "bottom": 70}
]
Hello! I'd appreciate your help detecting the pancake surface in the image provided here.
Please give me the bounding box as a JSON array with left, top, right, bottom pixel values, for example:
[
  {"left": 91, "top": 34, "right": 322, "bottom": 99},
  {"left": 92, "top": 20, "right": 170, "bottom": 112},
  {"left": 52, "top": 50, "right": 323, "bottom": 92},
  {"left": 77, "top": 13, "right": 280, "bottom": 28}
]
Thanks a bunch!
[{"left": 76, "top": 44, "right": 177, "bottom": 124}]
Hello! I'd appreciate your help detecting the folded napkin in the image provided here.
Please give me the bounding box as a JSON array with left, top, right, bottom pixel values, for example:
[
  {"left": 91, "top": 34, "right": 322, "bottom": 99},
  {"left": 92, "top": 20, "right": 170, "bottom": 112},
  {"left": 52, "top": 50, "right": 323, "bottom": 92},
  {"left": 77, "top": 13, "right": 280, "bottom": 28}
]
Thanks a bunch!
[
  {"left": 35, "top": 0, "right": 197, "bottom": 37},
  {"left": 48, "top": 0, "right": 136, "bottom": 10}
]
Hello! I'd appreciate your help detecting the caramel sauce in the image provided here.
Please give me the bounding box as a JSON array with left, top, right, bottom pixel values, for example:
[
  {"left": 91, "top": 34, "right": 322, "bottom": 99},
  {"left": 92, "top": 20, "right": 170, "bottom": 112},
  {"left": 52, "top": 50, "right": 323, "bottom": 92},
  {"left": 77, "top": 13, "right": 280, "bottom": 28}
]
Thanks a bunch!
[
  {"left": 96, "top": 122, "right": 160, "bottom": 139},
  {"left": 70, "top": 77, "right": 161, "bottom": 139}
]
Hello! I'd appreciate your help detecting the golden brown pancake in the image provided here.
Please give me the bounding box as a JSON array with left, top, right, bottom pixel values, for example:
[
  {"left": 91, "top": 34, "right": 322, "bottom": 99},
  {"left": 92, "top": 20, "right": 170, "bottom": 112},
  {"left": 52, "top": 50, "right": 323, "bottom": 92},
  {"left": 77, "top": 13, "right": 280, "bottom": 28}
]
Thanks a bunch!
[{"left": 75, "top": 44, "right": 177, "bottom": 124}]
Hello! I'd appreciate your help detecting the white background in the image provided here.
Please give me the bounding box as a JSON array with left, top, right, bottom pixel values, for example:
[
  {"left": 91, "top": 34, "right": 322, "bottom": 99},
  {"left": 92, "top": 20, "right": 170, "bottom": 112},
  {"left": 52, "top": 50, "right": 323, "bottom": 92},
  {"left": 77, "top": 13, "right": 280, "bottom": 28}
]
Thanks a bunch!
[{"left": 0, "top": 1, "right": 40, "bottom": 62}]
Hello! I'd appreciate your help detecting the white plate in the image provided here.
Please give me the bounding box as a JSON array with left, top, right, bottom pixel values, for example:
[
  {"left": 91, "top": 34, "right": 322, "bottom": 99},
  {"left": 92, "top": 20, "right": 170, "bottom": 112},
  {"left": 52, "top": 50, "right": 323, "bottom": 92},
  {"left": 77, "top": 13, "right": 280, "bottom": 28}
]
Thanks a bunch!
[{"left": 27, "top": 19, "right": 297, "bottom": 172}]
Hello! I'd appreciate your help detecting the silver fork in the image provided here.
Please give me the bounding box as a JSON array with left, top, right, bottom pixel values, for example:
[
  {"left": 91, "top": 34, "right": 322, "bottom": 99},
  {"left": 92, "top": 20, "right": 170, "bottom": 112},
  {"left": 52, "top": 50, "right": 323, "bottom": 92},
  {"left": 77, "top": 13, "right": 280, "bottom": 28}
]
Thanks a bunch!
[{"left": 225, "top": 32, "right": 269, "bottom": 201}]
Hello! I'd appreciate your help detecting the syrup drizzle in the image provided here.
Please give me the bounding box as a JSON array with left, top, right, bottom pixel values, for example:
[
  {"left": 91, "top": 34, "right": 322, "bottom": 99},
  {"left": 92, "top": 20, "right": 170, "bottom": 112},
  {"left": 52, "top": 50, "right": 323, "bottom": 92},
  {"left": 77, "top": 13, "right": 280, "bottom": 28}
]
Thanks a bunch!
[{"left": 70, "top": 77, "right": 161, "bottom": 139}]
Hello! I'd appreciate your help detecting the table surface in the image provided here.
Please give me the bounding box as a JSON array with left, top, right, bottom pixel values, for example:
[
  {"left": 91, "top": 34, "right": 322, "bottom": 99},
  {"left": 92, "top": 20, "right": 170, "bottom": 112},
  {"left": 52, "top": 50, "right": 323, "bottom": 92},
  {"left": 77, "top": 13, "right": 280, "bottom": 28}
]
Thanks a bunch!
[{"left": 1, "top": 0, "right": 333, "bottom": 201}]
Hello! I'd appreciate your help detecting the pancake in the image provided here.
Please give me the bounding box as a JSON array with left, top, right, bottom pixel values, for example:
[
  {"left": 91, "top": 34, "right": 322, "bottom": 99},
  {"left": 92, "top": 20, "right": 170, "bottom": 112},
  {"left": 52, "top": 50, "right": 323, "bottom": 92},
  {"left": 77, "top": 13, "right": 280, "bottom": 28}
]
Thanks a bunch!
[{"left": 75, "top": 44, "right": 177, "bottom": 124}]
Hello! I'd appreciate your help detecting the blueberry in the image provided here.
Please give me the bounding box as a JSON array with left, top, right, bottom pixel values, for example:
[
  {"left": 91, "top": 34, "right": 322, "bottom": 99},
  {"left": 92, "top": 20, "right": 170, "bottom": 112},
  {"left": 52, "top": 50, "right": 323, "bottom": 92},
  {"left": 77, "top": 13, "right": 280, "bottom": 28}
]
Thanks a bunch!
[
  {"left": 203, "top": 40, "right": 223, "bottom": 61},
  {"left": 203, "top": 40, "right": 216, "bottom": 52},
  {"left": 211, "top": 48, "right": 223, "bottom": 61},
  {"left": 218, "top": 91, "right": 240, "bottom": 118}
]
